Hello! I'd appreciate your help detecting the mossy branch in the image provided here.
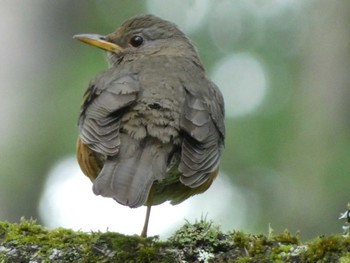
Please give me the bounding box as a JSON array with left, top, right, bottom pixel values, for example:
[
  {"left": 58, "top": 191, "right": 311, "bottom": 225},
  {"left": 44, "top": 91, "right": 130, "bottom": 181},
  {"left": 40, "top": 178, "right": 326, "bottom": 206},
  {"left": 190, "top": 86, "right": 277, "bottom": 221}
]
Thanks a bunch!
[{"left": 0, "top": 218, "right": 350, "bottom": 262}]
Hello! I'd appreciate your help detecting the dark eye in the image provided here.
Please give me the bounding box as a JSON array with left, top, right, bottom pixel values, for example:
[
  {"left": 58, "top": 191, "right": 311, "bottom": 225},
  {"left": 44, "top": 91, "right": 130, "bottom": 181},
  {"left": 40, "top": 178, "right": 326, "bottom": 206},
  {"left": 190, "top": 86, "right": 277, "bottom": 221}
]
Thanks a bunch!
[{"left": 129, "top": 35, "right": 144, "bottom": 47}]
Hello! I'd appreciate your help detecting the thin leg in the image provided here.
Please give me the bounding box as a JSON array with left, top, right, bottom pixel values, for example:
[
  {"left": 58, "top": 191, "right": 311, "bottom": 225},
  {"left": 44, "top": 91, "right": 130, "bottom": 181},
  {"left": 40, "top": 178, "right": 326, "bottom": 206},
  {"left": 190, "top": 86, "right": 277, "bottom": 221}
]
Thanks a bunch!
[{"left": 141, "top": 204, "right": 151, "bottom": 238}]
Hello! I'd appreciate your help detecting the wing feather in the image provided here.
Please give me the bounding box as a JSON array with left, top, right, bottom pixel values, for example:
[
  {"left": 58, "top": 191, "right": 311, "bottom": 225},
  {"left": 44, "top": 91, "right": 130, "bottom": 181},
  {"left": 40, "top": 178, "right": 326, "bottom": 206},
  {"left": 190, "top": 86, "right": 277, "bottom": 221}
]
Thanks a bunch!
[
  {"left": 179, "top": 82, "right": 225, "bottom": 188},
  {"left": 78, "top": 69, "right": 140, "bottom": 156}
]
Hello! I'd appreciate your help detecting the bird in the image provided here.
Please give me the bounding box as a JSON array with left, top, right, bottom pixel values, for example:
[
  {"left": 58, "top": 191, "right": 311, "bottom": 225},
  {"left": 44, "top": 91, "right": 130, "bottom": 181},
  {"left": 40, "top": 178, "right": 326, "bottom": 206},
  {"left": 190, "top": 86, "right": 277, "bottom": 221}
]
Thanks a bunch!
[{"left": 74, "top": 14, "right": 225, "bottom": 237}]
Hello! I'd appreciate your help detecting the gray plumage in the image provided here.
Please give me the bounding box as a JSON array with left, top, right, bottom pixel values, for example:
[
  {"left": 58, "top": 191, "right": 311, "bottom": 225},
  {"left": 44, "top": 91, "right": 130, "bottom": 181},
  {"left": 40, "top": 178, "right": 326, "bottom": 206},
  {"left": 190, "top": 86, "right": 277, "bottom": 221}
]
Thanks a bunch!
[{"left": 77, "top": 15, "right": 225, "bottom": 208}]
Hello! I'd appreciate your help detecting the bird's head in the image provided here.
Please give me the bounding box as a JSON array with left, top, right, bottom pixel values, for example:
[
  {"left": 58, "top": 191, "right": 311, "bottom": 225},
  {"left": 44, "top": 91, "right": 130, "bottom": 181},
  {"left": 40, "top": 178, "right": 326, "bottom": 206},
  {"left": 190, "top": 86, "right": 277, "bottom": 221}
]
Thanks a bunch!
[{"left": 74, "top": 14, "right": 199, "bottom": 66}]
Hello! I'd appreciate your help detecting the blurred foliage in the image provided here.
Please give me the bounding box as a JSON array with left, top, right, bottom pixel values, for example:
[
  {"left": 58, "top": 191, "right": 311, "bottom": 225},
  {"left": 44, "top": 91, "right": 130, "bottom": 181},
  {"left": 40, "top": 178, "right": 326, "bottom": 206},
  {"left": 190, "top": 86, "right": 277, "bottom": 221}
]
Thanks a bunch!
[{"left": 0, "top": 0, "right": 349, "bottom": 241}]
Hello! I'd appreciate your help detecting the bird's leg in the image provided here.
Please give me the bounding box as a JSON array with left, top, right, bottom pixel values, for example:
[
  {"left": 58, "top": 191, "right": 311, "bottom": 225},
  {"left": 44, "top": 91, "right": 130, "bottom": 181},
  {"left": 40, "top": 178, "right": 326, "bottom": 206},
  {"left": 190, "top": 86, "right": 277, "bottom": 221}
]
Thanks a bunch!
[{"left": 141, "top": 204, "right": 152, "bottom": 238}]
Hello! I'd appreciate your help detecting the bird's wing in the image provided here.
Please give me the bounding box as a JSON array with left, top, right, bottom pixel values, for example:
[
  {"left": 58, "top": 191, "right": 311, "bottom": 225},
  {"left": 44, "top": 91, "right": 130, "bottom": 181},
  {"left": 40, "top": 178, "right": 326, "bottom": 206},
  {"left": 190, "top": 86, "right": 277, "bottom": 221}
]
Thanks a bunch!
[
  {"left": 179, "top": 80, "right": 225, "bottom": 188},
  {"left": 78, "top": 68, "right": 140, "bottom": 156}
]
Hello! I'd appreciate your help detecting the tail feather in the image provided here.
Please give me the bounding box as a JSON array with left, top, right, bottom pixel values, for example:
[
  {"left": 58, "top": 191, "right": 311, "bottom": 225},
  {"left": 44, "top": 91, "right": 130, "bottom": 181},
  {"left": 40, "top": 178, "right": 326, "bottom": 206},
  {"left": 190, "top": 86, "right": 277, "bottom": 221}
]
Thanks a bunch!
[{"left": 92, "top": 135, "right": 171, "bottom": 208}]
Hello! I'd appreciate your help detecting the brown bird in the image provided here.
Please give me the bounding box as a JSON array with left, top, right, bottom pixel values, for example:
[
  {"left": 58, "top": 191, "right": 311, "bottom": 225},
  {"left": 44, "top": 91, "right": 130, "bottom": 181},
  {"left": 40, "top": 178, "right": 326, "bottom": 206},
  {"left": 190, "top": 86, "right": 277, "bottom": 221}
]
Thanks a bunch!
[{"left": 74, "top": 14, "right": 225, "bottom": 237}]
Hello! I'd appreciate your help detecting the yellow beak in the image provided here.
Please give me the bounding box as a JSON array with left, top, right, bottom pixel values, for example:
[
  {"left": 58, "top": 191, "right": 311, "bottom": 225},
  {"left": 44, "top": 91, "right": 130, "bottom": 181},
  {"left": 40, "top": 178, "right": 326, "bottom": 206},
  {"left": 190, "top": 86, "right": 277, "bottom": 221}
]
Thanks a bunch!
[{"left": 73, "top": 34, "right": 123, "bottom": 53}]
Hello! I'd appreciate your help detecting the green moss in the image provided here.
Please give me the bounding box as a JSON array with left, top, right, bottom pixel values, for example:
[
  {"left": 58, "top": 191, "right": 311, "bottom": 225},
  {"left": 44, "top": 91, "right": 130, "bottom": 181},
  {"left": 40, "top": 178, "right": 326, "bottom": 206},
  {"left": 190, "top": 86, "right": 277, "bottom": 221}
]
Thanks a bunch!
[
  {"left": 339, "top": 254, "right": 350, "bottom": 263},
  {"left": 1, "top": 218, "right": 350, "bottom": 262},
  {"left": 169, "top": 218, "right": 231, "bottom": 251},
  {"left": 304, "top": 235, "right": 343, "bottom": 262},
  {"left": 169, "top": 218, "right": 232, "bottom": 262},
  {"left": 267, "top": 230, "right": 301, "bottom": 261},
  {"left": 0, "top": 218, "right": 98, "bottom": 262},
  {"left": 271, "top": 229, "right": 300, "bottom": 245},
  {"left": 0, "top": 218, "right": 174, "bottom": 262},
  {"left": 93, "top": 232, "right": 173, "bottom": 262},
  {"left": 168, "top": 219, "right": 302, "bottom": 262}
]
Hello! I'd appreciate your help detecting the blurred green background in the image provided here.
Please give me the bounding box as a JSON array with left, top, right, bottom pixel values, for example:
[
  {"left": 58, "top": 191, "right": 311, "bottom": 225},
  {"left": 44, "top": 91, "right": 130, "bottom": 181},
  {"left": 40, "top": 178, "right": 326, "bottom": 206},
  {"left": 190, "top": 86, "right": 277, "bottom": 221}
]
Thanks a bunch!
[{"left": 1, "top": 0, "right": 349, "bottom": 240}]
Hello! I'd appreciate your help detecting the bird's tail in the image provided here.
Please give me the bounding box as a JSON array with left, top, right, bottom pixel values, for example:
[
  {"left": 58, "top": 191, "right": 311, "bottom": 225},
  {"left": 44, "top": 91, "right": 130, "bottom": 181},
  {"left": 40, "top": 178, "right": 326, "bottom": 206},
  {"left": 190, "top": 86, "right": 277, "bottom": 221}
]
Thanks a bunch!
[{"left": 92, "top": 134, "right": 171, "bottom": 208}]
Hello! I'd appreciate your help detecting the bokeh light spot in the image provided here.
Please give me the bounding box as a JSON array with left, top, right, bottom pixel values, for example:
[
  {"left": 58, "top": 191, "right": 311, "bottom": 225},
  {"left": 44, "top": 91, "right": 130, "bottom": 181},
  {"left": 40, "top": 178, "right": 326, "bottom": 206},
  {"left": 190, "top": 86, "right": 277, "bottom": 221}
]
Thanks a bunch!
[
  {"left": 211, "top": 53, "right": 268, "bottom": 118},
  {"left": 39, "top": 157, "right": 246, "bottom": 238},
  {"left": 146, "top": 0, "right": 210, "bottom": 33}
]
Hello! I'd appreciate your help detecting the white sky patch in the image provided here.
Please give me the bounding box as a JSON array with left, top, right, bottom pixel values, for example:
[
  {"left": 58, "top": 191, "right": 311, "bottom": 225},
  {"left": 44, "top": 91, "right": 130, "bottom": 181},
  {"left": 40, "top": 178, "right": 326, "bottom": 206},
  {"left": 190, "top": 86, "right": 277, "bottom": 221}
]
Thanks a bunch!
[
  {"left": 211, "top": 53, "right": 268, "bottom": 118},
  {"left": 39, "top": 157, "right": 247, "bottom": 239}
]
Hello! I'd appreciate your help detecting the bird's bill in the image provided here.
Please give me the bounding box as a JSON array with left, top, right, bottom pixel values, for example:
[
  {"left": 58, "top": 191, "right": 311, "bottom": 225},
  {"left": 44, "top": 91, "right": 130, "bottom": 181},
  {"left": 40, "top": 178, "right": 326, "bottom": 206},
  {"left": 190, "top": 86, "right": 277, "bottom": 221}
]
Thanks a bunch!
[{"left": 73, "top": 34, "right": 123, "bottom": 53}]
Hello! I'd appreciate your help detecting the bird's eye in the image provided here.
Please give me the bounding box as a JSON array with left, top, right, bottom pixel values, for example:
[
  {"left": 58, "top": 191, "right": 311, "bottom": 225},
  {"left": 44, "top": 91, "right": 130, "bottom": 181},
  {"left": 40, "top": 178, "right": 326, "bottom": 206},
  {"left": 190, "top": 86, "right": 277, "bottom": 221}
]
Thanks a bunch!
[{"left": 129, "top": 35, "right": 144, "bottom": 47}]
